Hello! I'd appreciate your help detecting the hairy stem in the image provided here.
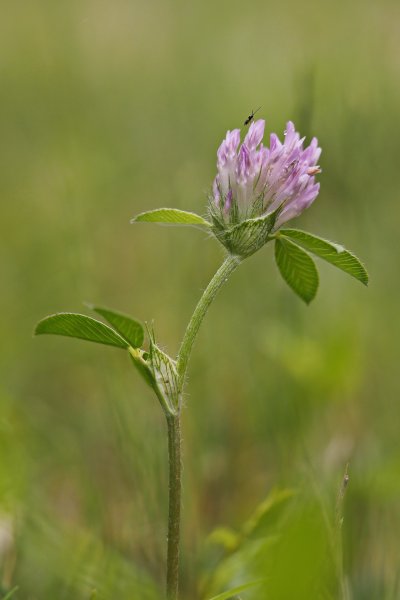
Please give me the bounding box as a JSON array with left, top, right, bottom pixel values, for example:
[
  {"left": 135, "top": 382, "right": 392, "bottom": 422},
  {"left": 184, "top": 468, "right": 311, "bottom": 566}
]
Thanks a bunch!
[
  {"left": 165, "top": 254, "right": 241, "bottom": 599},
  {"left": 166, "top": 414, "right": 182, "bottom": 600},
  {"left": 177, "top": 254, "right": 241, "bottom": 386}
]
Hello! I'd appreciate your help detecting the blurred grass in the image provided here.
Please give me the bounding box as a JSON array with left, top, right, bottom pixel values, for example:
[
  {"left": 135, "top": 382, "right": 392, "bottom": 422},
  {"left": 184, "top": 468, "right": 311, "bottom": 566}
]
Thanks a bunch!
[{"left": 1, "top": 0, "right": 399, "bottom": 597}]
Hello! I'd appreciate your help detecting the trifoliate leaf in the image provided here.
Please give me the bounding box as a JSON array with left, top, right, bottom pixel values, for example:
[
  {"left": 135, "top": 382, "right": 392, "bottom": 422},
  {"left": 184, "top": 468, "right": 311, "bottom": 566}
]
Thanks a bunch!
[
  {"left": 131, "top": 208, "right": 211, "bottom": 227},
  {"left": 275, "top": 238, "right": 319, "bottom": 304},
  {"left": 88, "top": 305, "right": 144, "bottom": 348},
  {"left": 280, "top": 229, "right": 368, "bottom": 285},
  {"left": 34, "top": 313, "right": 128, "bottom": 349}
]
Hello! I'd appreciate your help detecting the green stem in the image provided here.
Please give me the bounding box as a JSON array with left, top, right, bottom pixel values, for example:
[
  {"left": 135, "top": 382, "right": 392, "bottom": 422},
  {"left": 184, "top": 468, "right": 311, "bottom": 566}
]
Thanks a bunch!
[
  {"left": 166, "top": 414, "right": 182, "bottom": 600},
  {"left": 165, "top": 253, "right": 241, "bottom": 599},
  {"left": 177, "top": 254, "right": 241, "bottom": 386}
]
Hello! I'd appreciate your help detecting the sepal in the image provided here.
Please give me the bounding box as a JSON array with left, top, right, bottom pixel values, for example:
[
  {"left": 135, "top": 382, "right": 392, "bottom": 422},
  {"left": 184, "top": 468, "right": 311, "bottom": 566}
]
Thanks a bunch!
[{"left": 210, "top": 206, "right": 281, "bottom": 258}]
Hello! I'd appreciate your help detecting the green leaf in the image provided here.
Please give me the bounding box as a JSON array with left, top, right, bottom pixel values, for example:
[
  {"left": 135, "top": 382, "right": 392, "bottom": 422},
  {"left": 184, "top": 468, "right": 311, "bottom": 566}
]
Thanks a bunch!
[
  {"left": 208, "top": 580, "right": 262, "bottom": 600},
  {"left": 35, "top": 313, "right": 129, "bottom": 349},
  {"left": 2, "top": 587, "right": 19, "bottom": 600},
  {"left": 279, "top": 229, "right": 368, "bottom": 285},
  {"left": 275, "top": 238, "right": 319, "bottom": 304},
  {"left": 207, "top": 527, "right": 241, "bottom": 552},
  {"left": 88, "top": 305, "right": 144, "bottom": 348},
  {"left": 241, "top": 488, "right": 295, "bottom": 539},
  {"left": 131, "top": 208, "right": 211, "bottom": 227}
]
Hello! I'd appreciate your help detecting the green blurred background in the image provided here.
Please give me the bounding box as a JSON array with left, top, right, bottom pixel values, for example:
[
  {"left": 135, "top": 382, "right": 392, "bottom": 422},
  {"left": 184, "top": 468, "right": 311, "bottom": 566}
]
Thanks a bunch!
[{"left": 1, "top": 0, "right": 399, "bottom": 598}]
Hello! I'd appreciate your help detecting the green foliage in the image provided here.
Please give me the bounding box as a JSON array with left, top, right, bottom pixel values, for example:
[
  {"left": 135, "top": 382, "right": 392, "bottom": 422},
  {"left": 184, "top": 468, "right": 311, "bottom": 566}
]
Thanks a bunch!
[
  {"left": 202, "top": 493, "right": 336, "bottom": 600},
  {"left": 207, "top": 488, "right": 295, "bottom": 556},
  {"left": 14, "top": 518, "right": 162, "bottom": 600},
  {"left": 261, "top": 501, "right": 335, "bottom": 599},
  {"left": 34, "top": 305, "right": 182, "bottom": 415},
  {"left": 131, "top": 208, "right": 211, "bottom": 227},
  {"left": 274, "top": 238, "right": 319, "bottom": 303},
  {"left": 89, "top": 305, "right": 144, "bottom": 348},
  {"left": 35, "top": 309, "right": 150, "bottom": 396},
  {"left": 2, "top": 588, "right": 19, "bottom": 600},
  {"left": 34, "top": 313, "right": 129, "bottom": 349},
  {"left": 207, "top": 580, "right": 262, "bottom": 600},
  {"left": 240, "top": 488, "right": 295, "bottom": 540},
  {"left": 280, "top": 229, "right": 369, "bottom": 285},
  {"left": 202, "top": 489, "right": 294, "bottom": 599}
]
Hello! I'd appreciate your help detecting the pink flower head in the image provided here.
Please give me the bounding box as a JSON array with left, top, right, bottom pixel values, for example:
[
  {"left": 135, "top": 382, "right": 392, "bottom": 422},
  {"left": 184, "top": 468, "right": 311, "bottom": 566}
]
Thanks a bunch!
[{"left": 211, "top": 119, "right": 321, "bottom": 229}]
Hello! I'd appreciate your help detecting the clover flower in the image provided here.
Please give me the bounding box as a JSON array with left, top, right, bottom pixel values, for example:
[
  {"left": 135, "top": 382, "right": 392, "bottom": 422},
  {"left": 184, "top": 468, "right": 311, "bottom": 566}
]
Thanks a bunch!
[{"left": 211, "top": 119, "right": 321, "bottom": 231}]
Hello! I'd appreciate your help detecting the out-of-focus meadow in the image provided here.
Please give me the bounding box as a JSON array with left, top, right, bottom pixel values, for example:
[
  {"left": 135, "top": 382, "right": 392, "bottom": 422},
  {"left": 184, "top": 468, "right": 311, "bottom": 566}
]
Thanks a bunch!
[{"left": 1, "top": 0, "right": 399, "bottom": 598}]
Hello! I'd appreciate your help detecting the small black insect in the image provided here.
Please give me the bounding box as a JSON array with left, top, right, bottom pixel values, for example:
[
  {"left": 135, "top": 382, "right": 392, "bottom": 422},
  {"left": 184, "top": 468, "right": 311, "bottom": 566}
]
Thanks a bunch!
[{"left": 244, "top": 106, "right": 261, "bottom": 126}]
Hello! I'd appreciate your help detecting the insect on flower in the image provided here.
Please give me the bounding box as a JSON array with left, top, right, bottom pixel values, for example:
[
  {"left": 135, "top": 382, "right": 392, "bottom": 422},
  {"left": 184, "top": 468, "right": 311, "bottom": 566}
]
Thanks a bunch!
[{"left": 244, "top": 106, "right": 261, "bottom": 126}]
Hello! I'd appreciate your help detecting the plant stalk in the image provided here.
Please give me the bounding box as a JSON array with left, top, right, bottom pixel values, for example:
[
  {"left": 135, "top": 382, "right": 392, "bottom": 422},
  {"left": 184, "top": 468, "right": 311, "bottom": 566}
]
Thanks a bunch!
[
  {"left": 166, "top": 413, "right": 182, "bottom": 600},
  {"left": 177, "top": 254, "right": 241, "bottom": 386},
  {"left": 165, "top": 253, "right": 241, "bottom": 599}
]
